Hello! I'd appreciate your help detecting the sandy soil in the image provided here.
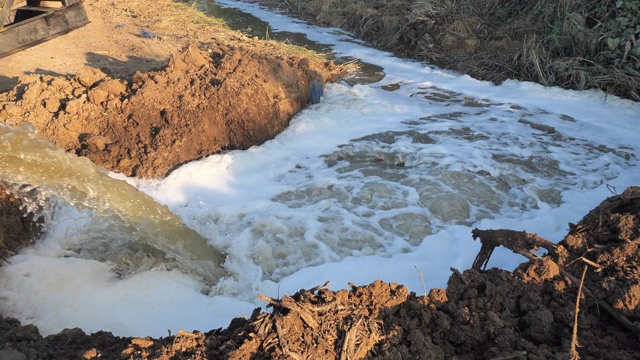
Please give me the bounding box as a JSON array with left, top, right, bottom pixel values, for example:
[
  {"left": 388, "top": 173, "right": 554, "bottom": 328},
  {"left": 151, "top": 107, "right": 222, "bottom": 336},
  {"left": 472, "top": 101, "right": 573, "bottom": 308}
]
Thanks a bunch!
[
  {"left": 0, "top": 0, "right": 200, "bottom": 90},
  {"left": 1, "top": 0, "right": 640, "bottom": 359},
  {"left": 1, "top": 0, "right": 336, "bottom": 177}
]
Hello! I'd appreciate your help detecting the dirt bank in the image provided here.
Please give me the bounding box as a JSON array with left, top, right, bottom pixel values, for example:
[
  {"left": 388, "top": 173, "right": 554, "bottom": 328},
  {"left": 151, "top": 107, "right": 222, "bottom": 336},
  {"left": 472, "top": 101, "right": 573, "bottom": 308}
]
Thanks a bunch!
[
  {"left": 1, "top": 187, "right": 640, "bottom": 359},
  {"left": 0, "top": 185, "right": 42, "bottom": 262},
  {"left": 0, "top": 0, "right": 337, "bottom": 178},
  {"left": 261, "top": 0, "right": 640, "bottom": 101}
]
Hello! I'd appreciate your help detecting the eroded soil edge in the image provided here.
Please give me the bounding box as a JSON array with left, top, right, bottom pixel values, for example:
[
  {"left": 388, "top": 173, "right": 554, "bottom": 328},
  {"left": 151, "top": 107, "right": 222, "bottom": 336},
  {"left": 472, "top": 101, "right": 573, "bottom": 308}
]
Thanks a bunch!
[{"left": 1, "top": 41, "right": 335, "bottom": 178}]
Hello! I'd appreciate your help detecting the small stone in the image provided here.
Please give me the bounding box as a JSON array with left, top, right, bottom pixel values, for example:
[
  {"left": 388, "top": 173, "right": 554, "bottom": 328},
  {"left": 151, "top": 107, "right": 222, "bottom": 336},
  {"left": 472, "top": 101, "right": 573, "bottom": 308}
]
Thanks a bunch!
[
  {"left": 57, "top": 327, "right": 86, "bottom": 338},
  {"left": 49, "top": 78, "right": 74, "bottom": 96},
  {"left": 75, "top": 68, "right": 106, "bottom": 88},
  {"left": 72, "top": 87, "right": 86, "bottom": 97},
  {"left": 0, "top": 348, "right": 27, "bottom": 360},
  {"left": 486, "top": 311, "right": 504, "bottom": 327},
  {"left": 21, "top": 82, "right": 45, "bottom": 102},
  {"left": 131, "top": 337, "right": 154, "bottom": 348},
  {"left": 120, "top": 347, "right": 134, "bottom": 358},
  {"left": 95, "top": 79, "right": 127, "bottom": 96},
  {"left": 88, "top": 89, "right": 108, "bottom": 105},
  {"left": 65, "top": 98, "right": 85, "bottom": 114},
  {"left": 90, "top": 135, "right": 111, "bottom": 151},
  {"left": 82, "top": 348, "right": 100, "bottom": 359},
  {"left": 50, "top": 77, "right": 70, "bottom": 90},
  {"left": 44, "top": 98, "right": 61, "bottom": 112},
  {"left": 3, "top": 103, "right": 20, "bottom": 116}
]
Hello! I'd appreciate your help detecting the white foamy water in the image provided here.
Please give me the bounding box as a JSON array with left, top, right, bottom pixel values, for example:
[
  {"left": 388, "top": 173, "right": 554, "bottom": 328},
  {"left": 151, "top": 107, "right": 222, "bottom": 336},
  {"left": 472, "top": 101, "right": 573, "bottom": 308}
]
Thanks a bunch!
[{"left": 1, "top": 0, "right": 639, "bottom": 337}]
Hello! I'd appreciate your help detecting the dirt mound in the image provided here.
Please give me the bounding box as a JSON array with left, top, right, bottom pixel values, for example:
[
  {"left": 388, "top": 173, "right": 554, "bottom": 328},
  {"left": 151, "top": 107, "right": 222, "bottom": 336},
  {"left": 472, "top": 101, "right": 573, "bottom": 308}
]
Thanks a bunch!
[
  {"left": 1, "top": 187, "right": 640, "bottom": 359},
  {"left": 0, "top": 41, "right": 335, "bottom": 178},
  {"left": 559, "top": 186, "right": 640, "bottom": 325},
  {"left": 0, "top": 185, "right": 43, "bottom": 262}
]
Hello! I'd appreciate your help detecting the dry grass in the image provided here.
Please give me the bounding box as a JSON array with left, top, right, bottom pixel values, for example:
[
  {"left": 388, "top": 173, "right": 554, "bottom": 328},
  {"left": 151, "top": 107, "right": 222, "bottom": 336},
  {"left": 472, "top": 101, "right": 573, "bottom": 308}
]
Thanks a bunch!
[
  {"left": 270, "top": 0, "right": 640, "bottom": 101},
  {"left": 121, "top": 0, "right": 227, "bottom": 30}
]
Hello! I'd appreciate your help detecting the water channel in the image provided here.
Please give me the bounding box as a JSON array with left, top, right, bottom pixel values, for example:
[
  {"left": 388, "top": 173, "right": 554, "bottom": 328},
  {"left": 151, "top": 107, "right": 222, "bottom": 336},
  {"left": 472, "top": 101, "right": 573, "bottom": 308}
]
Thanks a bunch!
[{"left": 0, "top": 0, "right": 639, "bottom": 337}]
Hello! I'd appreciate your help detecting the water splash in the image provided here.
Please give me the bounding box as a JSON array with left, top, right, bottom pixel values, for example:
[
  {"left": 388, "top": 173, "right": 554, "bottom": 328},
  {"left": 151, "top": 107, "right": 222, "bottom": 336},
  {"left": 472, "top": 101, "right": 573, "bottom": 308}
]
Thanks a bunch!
[{"left": 0, "top": 123, "right": 226, "bottom": 283}]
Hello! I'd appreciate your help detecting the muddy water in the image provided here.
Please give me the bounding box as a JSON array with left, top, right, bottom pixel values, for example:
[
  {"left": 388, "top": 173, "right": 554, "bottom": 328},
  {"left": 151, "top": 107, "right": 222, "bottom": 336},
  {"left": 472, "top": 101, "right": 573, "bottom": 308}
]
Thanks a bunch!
[{"left": 0, "top": 123, "right": 225, "bottom": 283}]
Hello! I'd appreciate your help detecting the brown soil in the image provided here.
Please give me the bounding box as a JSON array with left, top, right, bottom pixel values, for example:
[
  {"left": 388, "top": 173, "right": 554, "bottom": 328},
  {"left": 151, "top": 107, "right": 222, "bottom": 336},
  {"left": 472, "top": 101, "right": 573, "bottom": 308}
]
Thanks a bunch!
[
  {"left": 0, "top": 185, "right": 42, "bottom": 262},
  {"left": 0, "top": 0, "right": 336, "bottom": 178},
  {"left": 2, "top": 187, "right": 640, "bottom": 359}
]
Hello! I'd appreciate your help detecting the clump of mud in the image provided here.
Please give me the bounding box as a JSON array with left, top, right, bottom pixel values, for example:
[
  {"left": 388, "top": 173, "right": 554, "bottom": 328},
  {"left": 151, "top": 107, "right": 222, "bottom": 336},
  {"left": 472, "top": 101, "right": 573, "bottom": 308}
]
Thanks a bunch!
[
  {"left": 558, "top": 186, "right": 640, "bottom": 326},
  {"left": 0, "top": 185, "right": 43, "bottom": 262},
  {"left": 1, "top": 187, "right": 639, "bottom": 359},
  {"left": 0, "top": 41, "right": 336, "bottom": 177}
]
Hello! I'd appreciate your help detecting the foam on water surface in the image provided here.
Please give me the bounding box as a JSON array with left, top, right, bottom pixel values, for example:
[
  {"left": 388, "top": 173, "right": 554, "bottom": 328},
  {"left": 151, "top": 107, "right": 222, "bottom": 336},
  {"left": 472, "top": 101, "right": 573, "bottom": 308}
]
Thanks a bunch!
[{"left": 1, "top": 0, "right": 639, "bottom": 337}]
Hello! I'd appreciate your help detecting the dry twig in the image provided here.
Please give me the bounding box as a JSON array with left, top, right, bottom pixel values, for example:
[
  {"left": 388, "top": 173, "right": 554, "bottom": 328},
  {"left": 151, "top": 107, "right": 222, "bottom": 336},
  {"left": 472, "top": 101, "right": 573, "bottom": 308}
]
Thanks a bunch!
[
  {"left": 570, "top": 265, "right": 588, "bottom": 360},
  {"left": 415, "top": 265, "right": 427, "bottom": 297},
  {"left": 258, "top": 294, "right": 319, "bottom": 330},
  {"left": 339, "top": 317, "right": 362, "bottom": 360},
  {"left": 471, "top": 228, "right": 556, "bottom": 270}
]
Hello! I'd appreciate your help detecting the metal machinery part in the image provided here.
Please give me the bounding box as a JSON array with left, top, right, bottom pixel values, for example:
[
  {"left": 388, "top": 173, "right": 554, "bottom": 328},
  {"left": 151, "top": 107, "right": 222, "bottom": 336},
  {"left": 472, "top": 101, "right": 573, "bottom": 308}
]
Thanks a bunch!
[{"left": 0, "top": 0, "right": 89, "bottom": 58}]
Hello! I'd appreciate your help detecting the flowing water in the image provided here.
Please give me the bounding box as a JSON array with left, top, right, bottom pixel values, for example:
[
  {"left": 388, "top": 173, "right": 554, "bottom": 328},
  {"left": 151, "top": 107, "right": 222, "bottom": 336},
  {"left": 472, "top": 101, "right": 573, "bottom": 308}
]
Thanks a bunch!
[
  {"left": 0, "top": 0, "right": 639, "bottom": 337},
  {"left": 0, "top": 123, "right": 225, "bottom": 282}
]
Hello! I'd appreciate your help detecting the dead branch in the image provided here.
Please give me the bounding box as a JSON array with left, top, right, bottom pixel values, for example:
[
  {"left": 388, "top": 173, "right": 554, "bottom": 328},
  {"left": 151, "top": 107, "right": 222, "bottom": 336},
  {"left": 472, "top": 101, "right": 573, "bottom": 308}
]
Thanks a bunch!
[
  {"left": 257, "top": 294, "right": 319, "bottom": 330},
  {"left": 255, "top": 315, "right": 273, "bottom": 337},
  {"left": 471, "top": 228, "right": 557, "bottom": 270},
  {"left": 339, "top": 317, "right": 362, "bottom": 360},
  {"left": 415, "top": 265, "right": 427, "bottom": 297},
  {"left": 175, "top": 329, "right": 200, "bottom": 339},
  {"left": 570, "top": 265, "right": 588, "bottom": 360},
  {"left": 275, "top": 316, "right": 301, "bottom": 360},
  {"left": 308, "top": 280, "right": 331, "bottom": 292},
  {"left": 258, "top": 293, "right": 279, "bottom": 305},
  {"left": 354, "top": 319, "right": 383, "bottom": 359},
  {"left": 280, "top": 297, "right": 319, "bottom": 330}
]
